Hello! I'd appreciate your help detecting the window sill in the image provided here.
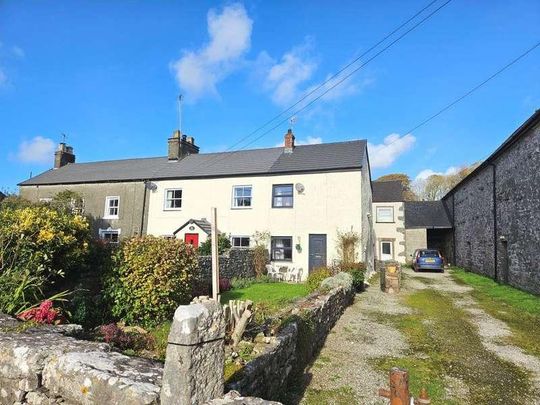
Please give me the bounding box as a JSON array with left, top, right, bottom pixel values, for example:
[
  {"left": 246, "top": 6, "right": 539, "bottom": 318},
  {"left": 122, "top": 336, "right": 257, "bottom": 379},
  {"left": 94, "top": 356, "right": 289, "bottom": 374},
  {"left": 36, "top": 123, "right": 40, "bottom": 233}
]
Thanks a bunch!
[
  {"left": 272, "top": 206, "right": 294, "bottom": 209},
  {"left": 103, "top": 216, "right": 119, "bottom": 220},
  {"left": 163, "top": 208, "right": 182, "bottom": 211},
  {"left": 231, "top": 207, "right": 252, "bottom": 210},
  {"left": 376, "top": 221, "right": 395, "bottom": 224}
]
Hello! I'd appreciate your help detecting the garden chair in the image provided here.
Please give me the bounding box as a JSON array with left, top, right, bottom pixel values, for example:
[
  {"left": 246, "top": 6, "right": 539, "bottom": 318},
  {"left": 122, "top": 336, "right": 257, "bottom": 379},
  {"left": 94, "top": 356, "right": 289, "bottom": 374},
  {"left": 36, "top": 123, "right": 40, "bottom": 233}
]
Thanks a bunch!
[
  {"left": 288, "top": 267, "right": 299, "bottom": 282},
  {"left": 266, "top": 264, "right": 277, "bottom": 279},
  {"left": 277, "top": 266, "right": 288, "bottom": 281}
]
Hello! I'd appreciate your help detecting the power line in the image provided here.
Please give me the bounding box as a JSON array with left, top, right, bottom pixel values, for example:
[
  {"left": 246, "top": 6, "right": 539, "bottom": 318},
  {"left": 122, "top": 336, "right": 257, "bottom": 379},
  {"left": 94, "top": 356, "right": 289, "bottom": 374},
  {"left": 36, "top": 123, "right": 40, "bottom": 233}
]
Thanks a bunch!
[
  {"left": 197, "top": 0, "right": 454, "bottom": 171},
  {"left": 219, "top": 0, "right": 440, "bottom": 153},
  {"left": 373, "top": 39, "right": 540, "bottom": 156},
  {"left": 402, "top": 40, "right": 540, "bottom": 135}
]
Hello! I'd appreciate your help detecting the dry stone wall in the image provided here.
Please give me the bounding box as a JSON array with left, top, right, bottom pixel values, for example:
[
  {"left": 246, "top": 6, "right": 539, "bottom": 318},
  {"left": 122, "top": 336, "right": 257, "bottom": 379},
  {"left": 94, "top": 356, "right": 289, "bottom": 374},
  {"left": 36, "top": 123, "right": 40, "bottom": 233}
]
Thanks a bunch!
[
  {"left": 228, "top": 279, "right": 355, "bottom": 401},
  {"left": 0, "top": 314, "right": 162, "bottom": 405}
]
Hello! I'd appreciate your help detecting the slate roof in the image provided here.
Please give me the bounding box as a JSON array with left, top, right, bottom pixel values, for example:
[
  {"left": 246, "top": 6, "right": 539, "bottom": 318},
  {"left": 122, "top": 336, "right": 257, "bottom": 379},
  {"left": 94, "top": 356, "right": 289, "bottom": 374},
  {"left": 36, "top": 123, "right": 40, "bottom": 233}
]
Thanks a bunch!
[
  {"left": 19, "top": 140, "right": 367, "bottom": 186},
  {"left": 173, "top": 219, "right": 212, "bottom": 235},
  {"left": 372, "top": 180, "right": 404, "bottom": 202},
  {"left": 404, "top": 201, "right": 452, "bottom": 229}
]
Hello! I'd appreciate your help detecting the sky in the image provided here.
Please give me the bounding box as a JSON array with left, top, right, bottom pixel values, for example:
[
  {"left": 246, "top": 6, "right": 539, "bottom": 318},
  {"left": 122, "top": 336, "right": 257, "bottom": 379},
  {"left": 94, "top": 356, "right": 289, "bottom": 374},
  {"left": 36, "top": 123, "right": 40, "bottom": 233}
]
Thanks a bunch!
[{"left": 1, "top": 0, "right": 539, "bottom": 192}]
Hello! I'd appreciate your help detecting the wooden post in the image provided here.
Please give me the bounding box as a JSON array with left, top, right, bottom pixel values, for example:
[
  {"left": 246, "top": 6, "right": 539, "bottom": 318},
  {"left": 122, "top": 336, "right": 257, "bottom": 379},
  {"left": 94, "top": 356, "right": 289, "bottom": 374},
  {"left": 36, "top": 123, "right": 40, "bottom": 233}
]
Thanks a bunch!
[
  {"left": 210, "top": 207, "right": 220, "bottom": 301},
  {"left": 379, "top": 367, "right": 410, "bottom": 405}
]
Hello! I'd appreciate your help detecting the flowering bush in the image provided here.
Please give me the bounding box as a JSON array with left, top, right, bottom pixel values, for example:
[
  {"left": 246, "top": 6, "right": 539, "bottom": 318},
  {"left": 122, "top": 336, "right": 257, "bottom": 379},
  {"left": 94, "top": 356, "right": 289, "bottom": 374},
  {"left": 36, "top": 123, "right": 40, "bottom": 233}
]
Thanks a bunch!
[
  {"left": 99, "top": 323, "right": 135, "bottom": 350},
  {"left": 104, "top": 236, "right": 198, "bottom": 328},
  {"left": 0, "top": 203, "right": 91, "bottom": 315},
  {"left": 17, "top": 300, "right": 64, "bottom": 324},
  {"left": 306, "top": 267, "right": 333, "bottom": 293}
]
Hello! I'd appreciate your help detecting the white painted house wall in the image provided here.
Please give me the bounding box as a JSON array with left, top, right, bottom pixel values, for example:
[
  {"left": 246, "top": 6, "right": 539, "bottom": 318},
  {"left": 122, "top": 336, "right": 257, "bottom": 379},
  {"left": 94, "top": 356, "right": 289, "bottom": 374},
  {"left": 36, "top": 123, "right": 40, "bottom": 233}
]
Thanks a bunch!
[
  {"left": 146, "top": 170, "right": 366, "bottom": 280},
  {"left": 373, "top": 201, "right": 406, "bottom": 264}
]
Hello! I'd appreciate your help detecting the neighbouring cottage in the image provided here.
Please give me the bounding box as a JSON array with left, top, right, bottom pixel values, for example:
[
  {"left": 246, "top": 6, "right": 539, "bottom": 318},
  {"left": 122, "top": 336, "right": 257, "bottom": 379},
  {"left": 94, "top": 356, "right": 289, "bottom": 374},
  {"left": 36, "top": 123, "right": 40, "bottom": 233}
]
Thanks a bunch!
[
  {"left": 441, "top": 110, "right": 540, "bottom": 294},
  {"left": 372, "top": 180, "right": 406, "bottom": 263},
  {"left": 18, "top": 129, "right": 375, "bottom": 279}
]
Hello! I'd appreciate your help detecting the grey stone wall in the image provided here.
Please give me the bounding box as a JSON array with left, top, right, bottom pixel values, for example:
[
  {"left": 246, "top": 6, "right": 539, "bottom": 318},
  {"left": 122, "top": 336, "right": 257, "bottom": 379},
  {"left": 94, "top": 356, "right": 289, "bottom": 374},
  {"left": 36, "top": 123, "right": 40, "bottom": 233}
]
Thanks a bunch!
[
  {"left": 443, "top": 121, "right": 540, "bottom": 294},
  {"left": 0, "top": 314, "right": 162, "bottom": 405},
  {"left": 198, "top": 249, "right": 260, "bottom": 281},
  {"left": 228, "top": 278, "right": 355, "bottom": 401},
  {"left": 19, "top": 181, "right": 149, "bottom": 239}
]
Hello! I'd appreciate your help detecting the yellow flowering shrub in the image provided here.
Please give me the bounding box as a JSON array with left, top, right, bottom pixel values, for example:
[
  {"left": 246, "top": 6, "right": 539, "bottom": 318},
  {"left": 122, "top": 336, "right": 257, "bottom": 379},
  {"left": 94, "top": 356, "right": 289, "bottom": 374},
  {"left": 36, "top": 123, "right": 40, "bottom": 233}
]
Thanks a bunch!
[
  {"left": 104, "top": 236, "right": 197, "bottom": 328},
  {"left": 0, "top": 205, "right": 91, "bottom": 314}
]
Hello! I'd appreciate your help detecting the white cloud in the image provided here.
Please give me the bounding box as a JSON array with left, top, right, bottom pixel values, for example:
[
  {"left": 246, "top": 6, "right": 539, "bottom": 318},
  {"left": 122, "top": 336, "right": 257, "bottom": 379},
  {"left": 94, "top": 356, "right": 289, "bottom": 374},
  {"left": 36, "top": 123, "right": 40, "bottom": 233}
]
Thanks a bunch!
[
  {"left": 261, "top": 43, "right": 317, "bottom": 106},
  {"left": 171, "top": 3, "right": 253, "bottom": 101},
  {"left": 16, "top": 136, "right": 55, "bottom": 164},
  {"left": 368, "top": 133, "right": 416, "bottom": 169},
  {"left": 414, "top": 166, "right": 459, "bottom": 181}
]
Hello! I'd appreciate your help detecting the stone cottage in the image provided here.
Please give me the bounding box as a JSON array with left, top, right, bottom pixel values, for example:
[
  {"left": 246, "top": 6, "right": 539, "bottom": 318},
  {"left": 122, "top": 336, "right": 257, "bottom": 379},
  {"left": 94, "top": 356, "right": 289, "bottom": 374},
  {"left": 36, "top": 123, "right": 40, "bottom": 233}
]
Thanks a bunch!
[{"left": 18, "top": 130, "right": 375, "bottom": 278}]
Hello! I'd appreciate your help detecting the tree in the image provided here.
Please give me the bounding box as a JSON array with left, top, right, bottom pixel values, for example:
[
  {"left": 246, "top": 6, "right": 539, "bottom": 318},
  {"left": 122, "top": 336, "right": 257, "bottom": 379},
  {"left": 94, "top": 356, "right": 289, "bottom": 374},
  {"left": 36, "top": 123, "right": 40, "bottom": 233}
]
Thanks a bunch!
[
  {"left": 376, "top": 173, "right": 417, "bottom": 201},
  {"left": 415, "top": 163, "right": 480, "bottom": 201}
]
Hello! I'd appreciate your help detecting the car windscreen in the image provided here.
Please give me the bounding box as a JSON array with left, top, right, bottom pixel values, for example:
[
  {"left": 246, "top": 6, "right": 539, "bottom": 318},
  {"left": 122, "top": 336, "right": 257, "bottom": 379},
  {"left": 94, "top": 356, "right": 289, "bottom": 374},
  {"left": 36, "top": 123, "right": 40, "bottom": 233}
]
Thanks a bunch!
[{"left": 420, "top": 250, "right": 439, "bottom": 257}]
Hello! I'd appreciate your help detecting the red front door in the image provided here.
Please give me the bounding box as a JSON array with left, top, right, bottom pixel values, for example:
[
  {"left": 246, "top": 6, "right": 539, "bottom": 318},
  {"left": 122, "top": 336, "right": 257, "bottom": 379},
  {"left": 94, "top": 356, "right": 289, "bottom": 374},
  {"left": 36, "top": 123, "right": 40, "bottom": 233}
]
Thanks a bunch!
[{"left": 185, "top": 233, "right": 199, "bottom": 248}]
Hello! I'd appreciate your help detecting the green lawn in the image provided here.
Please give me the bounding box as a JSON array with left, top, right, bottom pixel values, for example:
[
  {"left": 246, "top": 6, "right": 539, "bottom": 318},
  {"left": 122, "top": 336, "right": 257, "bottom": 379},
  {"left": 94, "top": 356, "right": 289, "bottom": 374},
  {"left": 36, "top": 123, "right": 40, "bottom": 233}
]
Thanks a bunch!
[
  {"left": 220, "top": 282, "right": 309, "bottom": 310},
  {"left": 450, "top": 267, "right": 540, "bottom": 357}
]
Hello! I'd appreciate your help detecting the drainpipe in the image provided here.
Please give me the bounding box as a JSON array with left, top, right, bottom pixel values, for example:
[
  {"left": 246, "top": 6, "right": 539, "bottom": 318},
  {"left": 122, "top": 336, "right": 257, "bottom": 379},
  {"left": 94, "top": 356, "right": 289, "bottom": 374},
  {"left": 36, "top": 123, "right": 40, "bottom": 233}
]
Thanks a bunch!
[
  {"left": 488, "top": 163, "right": 498, "bottom": 282},
  {"left": 140, "top": 180, "right": 148, "bottom": 235},
  {"left": 452, "top": 194, "right": 456, "bottom": 266}
]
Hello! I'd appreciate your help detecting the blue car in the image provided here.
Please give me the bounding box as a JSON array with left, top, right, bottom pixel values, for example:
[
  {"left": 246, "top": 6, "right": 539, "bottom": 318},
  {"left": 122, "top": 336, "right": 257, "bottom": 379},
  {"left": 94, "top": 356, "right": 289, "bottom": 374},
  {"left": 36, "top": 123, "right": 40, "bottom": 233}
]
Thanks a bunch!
[{"left": 412, "top": 249, "right": 445, "bottom": 272}]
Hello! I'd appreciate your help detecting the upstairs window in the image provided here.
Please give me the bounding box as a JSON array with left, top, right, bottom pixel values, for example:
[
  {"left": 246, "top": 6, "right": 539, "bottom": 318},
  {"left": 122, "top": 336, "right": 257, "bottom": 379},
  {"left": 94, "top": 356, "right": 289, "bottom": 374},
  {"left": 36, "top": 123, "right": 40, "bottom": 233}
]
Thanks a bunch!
[
  {"left": 376, "top": 206, "right": 394, "bottom": 223},
  {"left": 272, "top": 184, "right": 293, "bottom": 208},
  {"left": 231, "top": 236, "right": 250, "bottom": 248},
  {"left": 165, "top": 189, "right": 182, "bottom": 210},
  {"left": 271, "top": 236, "right": 293, "bottom": 261},
  {"left": 104, "top": 196, "right": 119, "bottom": 219},
  {"left": 232, "top": 185, "right": 252, "bottom": 208}
]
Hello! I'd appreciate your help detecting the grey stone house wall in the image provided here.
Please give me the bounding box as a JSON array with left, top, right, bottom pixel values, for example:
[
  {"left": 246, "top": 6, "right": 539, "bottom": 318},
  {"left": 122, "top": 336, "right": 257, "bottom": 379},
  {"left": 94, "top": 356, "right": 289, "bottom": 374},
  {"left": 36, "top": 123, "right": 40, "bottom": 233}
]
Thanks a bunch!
[
  {"left": 198, "top": 248, "right": 260, "bottom": 282},
  {"left": 443, "top": 120, "right": 540, "bottom": 294},
  {"left": 19, "top": 181, "right": 149, "bottom": 239}
]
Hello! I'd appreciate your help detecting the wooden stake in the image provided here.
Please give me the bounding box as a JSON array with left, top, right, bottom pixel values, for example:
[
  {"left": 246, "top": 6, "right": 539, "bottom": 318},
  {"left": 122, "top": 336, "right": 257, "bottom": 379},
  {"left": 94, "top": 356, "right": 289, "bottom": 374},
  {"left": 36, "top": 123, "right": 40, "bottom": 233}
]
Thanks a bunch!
[{"left": 211, "top": 207, "right": 220, "bottom": 301}]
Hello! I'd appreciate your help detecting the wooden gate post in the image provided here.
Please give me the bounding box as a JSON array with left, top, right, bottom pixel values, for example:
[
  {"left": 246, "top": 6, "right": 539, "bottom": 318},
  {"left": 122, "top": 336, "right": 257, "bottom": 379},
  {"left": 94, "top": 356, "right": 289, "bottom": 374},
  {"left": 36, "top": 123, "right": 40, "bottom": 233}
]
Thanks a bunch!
[
  {"left": 379, "top": 367, "right": 410, "bottom": 405},
  {"left": 210, "top": 207, "right": 220, "bottom": 301}
]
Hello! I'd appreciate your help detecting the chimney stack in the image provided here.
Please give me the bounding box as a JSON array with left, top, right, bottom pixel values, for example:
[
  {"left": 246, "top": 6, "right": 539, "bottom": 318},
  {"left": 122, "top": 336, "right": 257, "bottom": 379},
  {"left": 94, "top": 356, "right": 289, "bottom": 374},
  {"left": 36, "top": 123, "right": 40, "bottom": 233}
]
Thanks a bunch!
[
  {"left": 168, "top": 130, "right": 199, "bottom": 161},
  {"left": 54, "top": 143, "right": 75, "bottom": 169},
  {"left": 284, "top": 129, "right": 295, "bottom": 153}
]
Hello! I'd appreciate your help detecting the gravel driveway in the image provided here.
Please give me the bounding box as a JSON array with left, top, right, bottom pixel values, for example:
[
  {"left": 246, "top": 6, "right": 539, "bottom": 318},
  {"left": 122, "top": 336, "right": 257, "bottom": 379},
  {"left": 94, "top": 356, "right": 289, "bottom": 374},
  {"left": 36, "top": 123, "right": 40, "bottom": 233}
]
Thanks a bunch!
[{"left": 299, "top": 268, "right": 540, "bottom": 405}]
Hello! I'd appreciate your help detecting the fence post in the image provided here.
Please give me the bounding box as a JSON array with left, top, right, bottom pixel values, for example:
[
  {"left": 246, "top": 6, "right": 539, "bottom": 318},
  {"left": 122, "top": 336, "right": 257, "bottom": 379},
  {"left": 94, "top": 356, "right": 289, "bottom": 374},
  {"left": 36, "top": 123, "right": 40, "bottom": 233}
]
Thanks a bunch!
[
  {"left": 161, "top": 297, "right": 226, "bottom": 404},
  {"left": 211, "top": 207, "right": 220, "bottom": 301},
  {"left": 379, "top": 367, "right": 410, "bottom": 405}
]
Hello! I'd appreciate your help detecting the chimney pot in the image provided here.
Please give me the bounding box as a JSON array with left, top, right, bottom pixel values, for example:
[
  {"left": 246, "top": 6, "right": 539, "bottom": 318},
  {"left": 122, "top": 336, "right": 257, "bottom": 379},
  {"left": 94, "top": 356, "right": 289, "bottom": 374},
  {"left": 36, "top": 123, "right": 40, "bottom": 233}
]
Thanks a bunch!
[
  {"left": 54, "top": 143, "right": 75, "bottom": 169},
  {"left": 284, "top": 129, "right": 295, "bottom": 153},
  {"left": 168, "top": 130, "right": 200, "bottom": 160}
]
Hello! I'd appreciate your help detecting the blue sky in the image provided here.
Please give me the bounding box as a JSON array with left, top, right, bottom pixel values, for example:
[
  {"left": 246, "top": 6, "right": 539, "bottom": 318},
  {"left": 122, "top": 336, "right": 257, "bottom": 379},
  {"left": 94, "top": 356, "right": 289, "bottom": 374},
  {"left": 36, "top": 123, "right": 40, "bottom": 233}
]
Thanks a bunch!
[{"left": 1, "top": 0, "right": 539, "bottom": 192}]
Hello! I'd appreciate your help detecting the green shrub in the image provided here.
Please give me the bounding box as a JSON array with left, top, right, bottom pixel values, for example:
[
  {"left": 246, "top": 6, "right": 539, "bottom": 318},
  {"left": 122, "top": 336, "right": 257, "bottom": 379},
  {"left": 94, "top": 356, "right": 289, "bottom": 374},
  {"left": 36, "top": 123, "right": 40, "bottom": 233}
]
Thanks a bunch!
[
  {"left": 0, "top": 204, "right": 91, "bottom": 315},
  {"left": 341, "top": 262, "right": 366, "bottom": 292},
  {"left": 104, "top": 236, "right": 197, "bottom": 328},
  {"left": 198, "top": 233, "right": 231, "bottom": 256},
  {"left": 306, "top": 267, "right": 332, "bottom": 293}
]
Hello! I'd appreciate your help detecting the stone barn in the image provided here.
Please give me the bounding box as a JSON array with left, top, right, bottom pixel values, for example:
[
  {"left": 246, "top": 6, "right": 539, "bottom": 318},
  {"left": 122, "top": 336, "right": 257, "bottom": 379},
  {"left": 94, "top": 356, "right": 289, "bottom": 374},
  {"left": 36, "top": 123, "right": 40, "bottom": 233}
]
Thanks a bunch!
[{"left": 442, "top": 110, "right": 540, "bottom": 295}]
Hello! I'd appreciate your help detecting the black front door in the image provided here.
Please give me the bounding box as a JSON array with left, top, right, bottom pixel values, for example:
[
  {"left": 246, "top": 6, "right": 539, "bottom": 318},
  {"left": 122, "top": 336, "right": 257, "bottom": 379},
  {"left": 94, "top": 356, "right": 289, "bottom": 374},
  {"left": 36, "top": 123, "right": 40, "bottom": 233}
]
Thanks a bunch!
[{"left": 309, "top": 234, "right": 327, "bottom": 272}]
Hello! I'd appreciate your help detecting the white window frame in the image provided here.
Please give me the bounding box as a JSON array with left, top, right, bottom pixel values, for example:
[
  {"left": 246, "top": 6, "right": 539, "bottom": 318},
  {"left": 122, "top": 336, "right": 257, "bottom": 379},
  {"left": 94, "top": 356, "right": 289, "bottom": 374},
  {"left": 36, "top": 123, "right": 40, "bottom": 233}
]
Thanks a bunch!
[
  {"left": 164, "top": 188, "right": 183, "bottom": 210},
  {"left": 380, "top": 240, "right": 393, "bottom": 259},
  {"left": 231, "top": 235, "right": 251, "bottom": 248},
  {"left": 231, "top": 185, "right": 253, "bottom": 209},
  {"left": 99, "top": 228, "right": 121, "bottom": 244},
  {"left": 104, "top": 196, "right": 120, "bottom": 219},
  {"left": 376, "top": 206, "right": 394, "bottom": 223}
]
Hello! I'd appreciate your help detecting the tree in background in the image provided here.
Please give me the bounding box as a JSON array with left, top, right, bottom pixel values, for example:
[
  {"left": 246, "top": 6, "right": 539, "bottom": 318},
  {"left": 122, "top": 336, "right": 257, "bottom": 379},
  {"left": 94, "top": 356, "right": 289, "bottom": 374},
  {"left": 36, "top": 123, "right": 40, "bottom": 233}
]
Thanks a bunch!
[
  {"left": 376, "top": 173, "right": 418, "bottom": 201},
  {"left": 414, "top": 163, "right": 479, "bottom": 201}
]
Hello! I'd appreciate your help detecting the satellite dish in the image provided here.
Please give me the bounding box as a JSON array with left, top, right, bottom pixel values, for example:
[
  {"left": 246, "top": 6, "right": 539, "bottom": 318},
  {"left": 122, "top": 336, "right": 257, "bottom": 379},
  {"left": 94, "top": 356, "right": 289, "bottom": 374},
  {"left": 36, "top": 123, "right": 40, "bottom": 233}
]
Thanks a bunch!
[{"left": 295, "top": 183, "right": 305, "bottom": 193}]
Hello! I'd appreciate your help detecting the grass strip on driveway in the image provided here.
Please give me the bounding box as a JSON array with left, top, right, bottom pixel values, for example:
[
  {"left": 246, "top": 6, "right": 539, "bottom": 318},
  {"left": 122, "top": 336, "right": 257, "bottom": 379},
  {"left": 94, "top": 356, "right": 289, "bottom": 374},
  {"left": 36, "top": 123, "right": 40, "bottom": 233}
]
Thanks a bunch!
[
  {"left": 373, "top": 288, "right": 532, "bottom": 405},
  {"left": 450, "top": 267, "right": 540, "bottom": 357}
]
